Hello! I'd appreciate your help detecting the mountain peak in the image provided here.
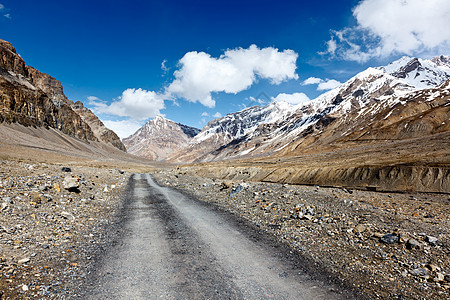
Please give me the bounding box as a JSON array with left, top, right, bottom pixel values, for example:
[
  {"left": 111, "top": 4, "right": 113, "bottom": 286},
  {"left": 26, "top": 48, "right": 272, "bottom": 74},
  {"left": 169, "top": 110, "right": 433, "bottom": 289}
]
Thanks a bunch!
[{"left": 123, "top": 118, "right": 200, "bottom": 161}]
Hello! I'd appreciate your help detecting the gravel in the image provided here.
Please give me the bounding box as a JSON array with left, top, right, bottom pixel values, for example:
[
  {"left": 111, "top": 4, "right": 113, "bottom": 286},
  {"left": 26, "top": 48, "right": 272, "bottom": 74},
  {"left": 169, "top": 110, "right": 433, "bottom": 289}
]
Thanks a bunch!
[
  {"left": 153, "top": 169, "right": 450, "bottom": 299},
  {"left": 0, "top": 160, "right": 128, "bottom": 299}
]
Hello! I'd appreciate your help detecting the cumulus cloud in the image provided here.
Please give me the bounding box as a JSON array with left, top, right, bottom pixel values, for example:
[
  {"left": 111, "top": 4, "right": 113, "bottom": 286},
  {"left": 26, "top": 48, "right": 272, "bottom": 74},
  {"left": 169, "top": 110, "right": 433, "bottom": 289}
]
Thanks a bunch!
[
  {"left": 213, "top": 112, "right": 222, "bottom": 118},
  {"left": 166, "top": 44, "right": 298, "bottom": 107},
  {"left": 272, "top": 92, "right": 310, "bottom": 105},
  {"left": 87, "top": 89, "right": 165, "bottom": 120},
  {"left": 302, "top": 77, "right": 323, "bottom": 85},
  {"left": 103, "top": 119, "right": 144, "bottom": 139},
  {"left": 201, "top": 112, "right": 209, "bottom": 117},
  {"left": 317, "top": 79, "right": 342, "bottom": 91},
  {"left": 302, "top": 77, "right": 342, "bottom": 91},
  {"left": 321, "top": 0, "right": 450, "bottom": 62}
]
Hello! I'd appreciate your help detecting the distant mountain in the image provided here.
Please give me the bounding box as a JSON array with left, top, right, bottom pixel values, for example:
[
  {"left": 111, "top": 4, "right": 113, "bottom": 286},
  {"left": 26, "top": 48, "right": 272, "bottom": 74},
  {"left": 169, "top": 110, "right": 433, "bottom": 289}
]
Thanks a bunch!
[
  {"left": 168, "top": 55, "right": 450, "bottom": 163},
  {"left": 0, "top": 39, "right": 126, "bottom": 151},
  {"left": 122, "top": 116, "right": 200, "bottom": 161}
]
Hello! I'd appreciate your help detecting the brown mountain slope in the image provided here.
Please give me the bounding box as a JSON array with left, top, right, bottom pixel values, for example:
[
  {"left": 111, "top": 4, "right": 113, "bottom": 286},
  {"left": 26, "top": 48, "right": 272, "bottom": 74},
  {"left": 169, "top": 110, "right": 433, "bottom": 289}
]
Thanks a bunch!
[
  {"left": 174, "top": 82, "right": 449, "bottom": 193},
  {"left": 0, "top": 39, "right": 125, "bottom": 151},
  {"left": 123, "top": 116, "right": 200, "bottom": 161}
]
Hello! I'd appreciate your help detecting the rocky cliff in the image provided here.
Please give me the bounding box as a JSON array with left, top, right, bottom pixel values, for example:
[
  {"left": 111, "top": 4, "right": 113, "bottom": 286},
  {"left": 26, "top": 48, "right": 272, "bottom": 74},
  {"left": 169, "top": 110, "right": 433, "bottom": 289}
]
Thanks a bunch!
[{"left": 0, "top": 39, "right": 125, "bottom": 150}]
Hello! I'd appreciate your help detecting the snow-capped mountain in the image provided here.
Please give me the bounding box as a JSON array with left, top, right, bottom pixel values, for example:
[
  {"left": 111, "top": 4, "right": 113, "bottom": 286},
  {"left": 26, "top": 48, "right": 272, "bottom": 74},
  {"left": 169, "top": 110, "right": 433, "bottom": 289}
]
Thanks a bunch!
[
  {"left": 168, "top": 55, "right": 450, "bottom": 163},
  {"left": 123, "top": 116, "right": 200, "bottom": 161}
]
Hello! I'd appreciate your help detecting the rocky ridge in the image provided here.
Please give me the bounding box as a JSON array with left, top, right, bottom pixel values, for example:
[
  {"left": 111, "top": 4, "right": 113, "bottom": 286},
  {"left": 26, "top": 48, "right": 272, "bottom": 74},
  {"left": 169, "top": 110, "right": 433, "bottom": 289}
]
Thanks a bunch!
[
  {"left": 0, "top": 39, "right": 125, "bottom": 151},
  {"left": 123, "top": 115, "right": 200, "bottom": 161}
]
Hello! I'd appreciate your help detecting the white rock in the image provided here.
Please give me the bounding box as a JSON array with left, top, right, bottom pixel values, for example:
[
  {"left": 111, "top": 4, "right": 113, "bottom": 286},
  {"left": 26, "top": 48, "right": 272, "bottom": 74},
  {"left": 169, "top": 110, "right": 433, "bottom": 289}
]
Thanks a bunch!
[{"left": 18, "top": 257, "right": 30, "bottom": 264}]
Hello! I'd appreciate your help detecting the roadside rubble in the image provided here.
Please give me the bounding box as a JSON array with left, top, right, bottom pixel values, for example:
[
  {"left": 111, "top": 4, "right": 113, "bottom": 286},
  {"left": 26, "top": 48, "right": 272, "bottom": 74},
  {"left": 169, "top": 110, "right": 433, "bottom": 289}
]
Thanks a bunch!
[
  {"left": 153, "top": 169, "right": 450, "bottom": 299},
  {"left": 0, "top": 160, "right": 128, "bottom": 299}
]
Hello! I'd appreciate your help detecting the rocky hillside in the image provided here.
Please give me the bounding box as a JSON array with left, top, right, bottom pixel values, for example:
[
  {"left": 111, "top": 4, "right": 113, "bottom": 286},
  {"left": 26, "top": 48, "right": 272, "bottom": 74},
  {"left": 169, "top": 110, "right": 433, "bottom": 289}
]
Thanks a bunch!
[
  {"left": 169, "top": 55, "right": 450, "bottom": 163},
  {"left": 123, "top": 115, "right": 200, "bottom": 161},
  {"left": 0, "top": 39, "right": 125, "bottom": 151}
]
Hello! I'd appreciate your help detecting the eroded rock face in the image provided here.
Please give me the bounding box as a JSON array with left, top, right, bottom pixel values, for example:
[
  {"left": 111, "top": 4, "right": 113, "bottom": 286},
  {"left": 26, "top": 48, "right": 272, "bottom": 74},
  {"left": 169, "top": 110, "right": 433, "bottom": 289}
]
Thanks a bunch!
[
  {"left": 0, "top": 38, "right": 125, "bottom": 150},
  {"left": 26, "top": 66, "right": 68, "bottom": 107},
  {"left": 0, "top": 74, "right": 96, "bottom": 141},
  {"left": 0, "top": 40, "right": 28, "bottom": 77},
  {"left": 71, "top": 101, "right": 126, "bottom": 151}
]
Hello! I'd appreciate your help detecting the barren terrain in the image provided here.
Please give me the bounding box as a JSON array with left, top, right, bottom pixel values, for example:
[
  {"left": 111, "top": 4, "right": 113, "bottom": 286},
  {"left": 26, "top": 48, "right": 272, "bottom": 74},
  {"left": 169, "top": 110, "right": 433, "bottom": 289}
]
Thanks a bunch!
[
  {"left": 0, "top": 122, "right": 448, "bottom": 299},
  {"left": 153, "top": 170, "right": 450, "bottom": 299}
]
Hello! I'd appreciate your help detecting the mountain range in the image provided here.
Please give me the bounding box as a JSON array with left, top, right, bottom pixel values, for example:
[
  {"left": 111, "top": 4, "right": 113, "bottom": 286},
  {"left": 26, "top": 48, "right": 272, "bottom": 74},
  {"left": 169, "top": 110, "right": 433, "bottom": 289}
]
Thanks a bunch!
[
  {"left": 124, "top": 55, "right": 450, "bottom": 165},
  {"left": 0, "top": 38, "right": 448, "bottom": 192}
]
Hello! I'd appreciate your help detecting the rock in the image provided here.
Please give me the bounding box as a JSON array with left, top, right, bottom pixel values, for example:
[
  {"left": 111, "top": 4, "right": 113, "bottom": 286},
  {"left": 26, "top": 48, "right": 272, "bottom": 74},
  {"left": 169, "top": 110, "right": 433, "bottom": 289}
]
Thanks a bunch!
[
  {"left": 117, "top": 169, "right": 125, "bottom": 174},
  {"left": 54, "top": 183, "right": 61, "bottom": 193},
  {"left": 22, "top": 284, "right": 29, "bottom": 291},
  {"left": 219, "top": 181, "right": 232, "bottom": 190},
  {"left": 406, "top": 238, "right": 421, "bottom": 249},
  {"left": 354, "top": 224, "right": 367, "bottom": 233},
  {"left": 302, "top": 214, "right": 314, "bottom": 220},
  {"left": 425, "top": 235, "right": 438, "bottom": 245},
  {"left": 18, "top": 257, "right": 30, "bottom": 264},
  {"left": 410, "top": 268, "right": 428, "bottom": 277},
  {"left": 3, "top": 197, "right": 13, "bottom": 204},
  {"left": 62, "top": 176, "right": 80, "bottom": 193},
  {"left": 30, "top": 192, "right": 42, "bottom": 204},
  {"left": 230, "top": 184, "right": 244, "bottom": 197},
  {"left": 426, "top": 264, "right": 440, "bottom": 272},
  {"left": 61, "top": 211, "right": 75, "bottom": 220},
  {"left": 380, "top": 233, "right": 399, "bottom": 244},
  {"left": 445, "top": 274, "right": 450, "bottom": 282},
  {"left": 61, "top": 167, "right": 72, "bottom": 172},
  {"left": 373, "top": 232, "right": 384, "bottom": 238},
  {"left": 435, "top": 272, "right": 445, "bottom": 282}
]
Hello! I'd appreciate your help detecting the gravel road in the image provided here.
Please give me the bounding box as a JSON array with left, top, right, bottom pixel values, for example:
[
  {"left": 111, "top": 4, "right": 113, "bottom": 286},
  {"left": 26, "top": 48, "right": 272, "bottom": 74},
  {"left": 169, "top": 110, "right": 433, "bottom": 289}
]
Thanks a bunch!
[{"left": 80, "top": 173, "right": 353, "bottom": 299}]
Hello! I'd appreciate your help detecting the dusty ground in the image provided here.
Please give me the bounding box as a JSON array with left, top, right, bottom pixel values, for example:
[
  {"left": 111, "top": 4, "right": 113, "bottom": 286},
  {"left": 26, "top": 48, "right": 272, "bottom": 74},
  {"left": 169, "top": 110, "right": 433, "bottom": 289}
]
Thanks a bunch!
[
  {"left": 0, "top": 125, "right": 448, "bottom": 299},
  {"left": 153, "top": 169, "right": 450, "bottom": 299},
  {"left": 0, "top": 159, "right": 132, "bottom": 299}
]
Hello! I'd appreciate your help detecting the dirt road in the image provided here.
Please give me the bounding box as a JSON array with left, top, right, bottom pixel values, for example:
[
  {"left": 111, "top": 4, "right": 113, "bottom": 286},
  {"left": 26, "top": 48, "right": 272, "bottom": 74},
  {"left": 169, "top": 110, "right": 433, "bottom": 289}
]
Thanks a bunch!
[{"left": 80, "top": 174, "right": 354, "bottom": 299}]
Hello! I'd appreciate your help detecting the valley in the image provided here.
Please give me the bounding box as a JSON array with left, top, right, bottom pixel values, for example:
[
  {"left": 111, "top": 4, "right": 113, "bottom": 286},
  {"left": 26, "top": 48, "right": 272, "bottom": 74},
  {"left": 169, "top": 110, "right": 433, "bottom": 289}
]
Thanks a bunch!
[{"left": 0, "top": 36, "right": 449, "bottom": 299}]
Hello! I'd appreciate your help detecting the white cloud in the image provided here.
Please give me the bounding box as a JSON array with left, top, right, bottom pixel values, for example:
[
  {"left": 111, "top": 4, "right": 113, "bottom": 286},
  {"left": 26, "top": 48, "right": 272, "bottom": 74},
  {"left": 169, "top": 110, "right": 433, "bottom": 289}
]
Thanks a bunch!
[
  {"left": 89, "top": 89, "right": 165, "bottom": 120},
  {"left": 321, "top": 0, "right": 450, "bottom": 62},
  {"left": 272, "top": 92, "right": 310, "bottom": 105},
  {"left": 0, "top": 4, "right": 4, "bottom": 10},
  {"left": 317, "top": 79, "right": 342, "bottom": 91},
  {"left": 201, "top": 112, "right": 209, "bottom": 117},
  {"left": 213, "top": 112, "right": 222, "bottom": 118},
  {"left": 161, "top": 59, "right": 169, "bottom": 74},
  {"left": 301, "top": 77, "right": 342, "bottom": 91},
  {"left": 166, "top": 44, "right": 298, "bottom": 107},
  {"left": 302, "top": 77, "right": 323, "bottom": 85},
  {"left": 103, "top": 119, "right": 145, "bottom": 139}
]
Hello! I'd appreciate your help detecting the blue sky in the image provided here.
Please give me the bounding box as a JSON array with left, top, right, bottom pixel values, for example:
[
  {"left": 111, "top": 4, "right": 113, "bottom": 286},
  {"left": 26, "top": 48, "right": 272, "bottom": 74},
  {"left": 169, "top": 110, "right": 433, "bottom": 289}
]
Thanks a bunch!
[{"left": 1, "top": 0, "right": 449, "bottom": 138}]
